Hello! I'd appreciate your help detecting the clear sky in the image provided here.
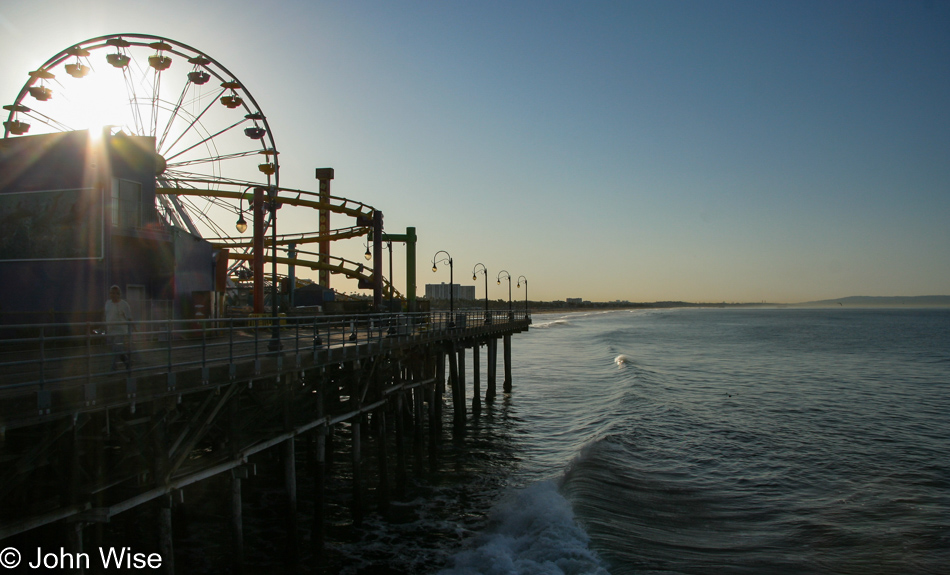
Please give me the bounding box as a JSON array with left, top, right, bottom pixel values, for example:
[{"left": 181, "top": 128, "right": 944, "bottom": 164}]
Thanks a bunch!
[{"left": 2, "top": 1, "right": 949, "bottom": 303}]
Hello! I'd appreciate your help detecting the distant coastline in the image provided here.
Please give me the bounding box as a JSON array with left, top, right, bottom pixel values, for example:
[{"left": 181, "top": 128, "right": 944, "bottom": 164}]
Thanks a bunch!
[
  {"left": 794, "top": 295, "right": 950, "bottom": 307},
  {"left": 532, "top": 295, "right": 950, "bottom": 310},
  {"left": 434, "top": 295, "right": 950, "bottom": 312}
]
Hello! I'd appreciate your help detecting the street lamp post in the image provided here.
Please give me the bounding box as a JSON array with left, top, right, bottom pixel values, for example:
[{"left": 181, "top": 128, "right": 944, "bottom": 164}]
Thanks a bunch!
[
  {"left": 432, "top": 250, "right": 454, "bottom": 328},
  {"left": 517, "top": 275, "right": 528, "bottom": 317},
  {"left": 497, "top": 270, "right": 512, "bottom": 320},
  {"left": 472, "top": 263, "right": 489, "bottom": 324},
  {"left": 387, "top": 241, "right": 396, "bottom": 334}
]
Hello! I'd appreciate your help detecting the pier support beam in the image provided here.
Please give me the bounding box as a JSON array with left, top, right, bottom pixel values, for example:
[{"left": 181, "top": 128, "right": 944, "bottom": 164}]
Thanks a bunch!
[
  {"left": 312, "top": 385, "right": 326, "bottom": 558},
  {"left": 472, "top": 343, "right": 481, "bottom": 415},
  {"left": 486, "top": 338, "right": 497, "bottom": 402},
  {"left": 65, "top": 417, "right": 84, "bottom": 568},
  {"left": 66, "top": 521, "right": 83, "bottom": 574},
  {"left": 158, "top": 494, "right": 175, "bottom": 575},
  {"left": 435, "top": 350, "right": 445, "bottom": 431},
  {"left": 449, "top": 345, "right": 463, "bottom": 431},
  {"left": 375, "top": 407, "right": 390, "bottom": 517},
  {"left": 395, "top": 392, "right": 408, "bottom": 497},
  {"left": 229, "top": 396, "right": 244, "bottom": 574},
  {"left": 230, "top": 470, "right": 245, "bottom": 575},
  {"left": 458, "top": 346, "right": 466, "bottom": 420},
  {"left": 413, "top": 380, "right": 425, "bottom": 476},
  {"left": 503, "top": 335, "right": 512, "bottom": 393},
  {"left": 152, "top": 407, "right": 175, "bottom": 575},
  {"left": 282, "top": 379, "right": 299, "bottom": 567},
  {"left": 351, "top": 416, "right": 363, "bottom": 526},
  {"left": 427, "top": 351, "right": 440, "bottom": 471}
]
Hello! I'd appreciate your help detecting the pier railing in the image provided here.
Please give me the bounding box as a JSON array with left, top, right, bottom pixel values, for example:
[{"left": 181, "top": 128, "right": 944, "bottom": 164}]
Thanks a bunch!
[{"left": 0, "top": 310, "right": 530, "bottom": 427}]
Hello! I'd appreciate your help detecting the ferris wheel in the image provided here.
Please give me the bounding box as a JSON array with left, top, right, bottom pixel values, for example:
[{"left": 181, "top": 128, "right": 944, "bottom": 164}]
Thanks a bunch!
[
  {"left": 2, "top": 33, "right": 278, "bottom": 241},
  {"left": 3, "top": 33, "right": 403, "bottom": 300}
]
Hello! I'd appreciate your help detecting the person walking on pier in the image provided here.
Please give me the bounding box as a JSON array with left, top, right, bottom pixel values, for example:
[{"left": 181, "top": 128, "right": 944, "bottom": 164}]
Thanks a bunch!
[{"left": 105, "top": 285, "right": 133, "bottom": 370}]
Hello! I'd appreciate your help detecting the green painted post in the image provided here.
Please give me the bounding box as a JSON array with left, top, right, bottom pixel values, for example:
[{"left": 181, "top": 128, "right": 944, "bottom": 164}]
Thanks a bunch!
[
  {"left": 381, "top": 227, "right": 417, "bottom": 312},
  {"left": 405, "top": 227, "right": 416, "bottom": 312}
]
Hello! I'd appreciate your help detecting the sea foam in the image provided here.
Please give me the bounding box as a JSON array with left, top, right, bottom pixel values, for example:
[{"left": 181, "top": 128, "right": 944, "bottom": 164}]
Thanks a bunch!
[{"left": 438, "top": 481, "right": 610, "bottom": 575}]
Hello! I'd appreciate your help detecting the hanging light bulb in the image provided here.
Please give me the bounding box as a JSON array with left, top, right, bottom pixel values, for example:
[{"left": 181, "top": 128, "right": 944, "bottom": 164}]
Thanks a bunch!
[
  {"left": 364, "top": 246, "right": 372, "bottom": 260},
  {"left": 235, "top": 198, "right": 247, "bottom": 233}
]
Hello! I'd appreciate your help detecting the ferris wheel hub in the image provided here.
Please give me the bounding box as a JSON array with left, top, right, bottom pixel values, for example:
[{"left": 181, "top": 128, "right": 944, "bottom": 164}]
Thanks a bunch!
[{"left": 155, "top": 152, "right": 167, "bottom": 176}]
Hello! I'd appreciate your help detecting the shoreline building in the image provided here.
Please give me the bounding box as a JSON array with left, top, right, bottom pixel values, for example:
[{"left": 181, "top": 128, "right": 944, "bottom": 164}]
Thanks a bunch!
[{"left": 425, "top": 282, "right": 475, "bottom": 301}]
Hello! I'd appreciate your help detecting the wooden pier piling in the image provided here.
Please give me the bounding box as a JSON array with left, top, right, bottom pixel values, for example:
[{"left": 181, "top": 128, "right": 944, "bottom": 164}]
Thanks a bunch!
[
  {"left": 472, "top": 343, "right": 481, "bottom": 415},
  {"left": 503, "top": 335, "right": 513, "bottom": 393},
  {"left": 312, "top": 383, "right": 327, "bottom": 557},
  {"left": 230, "top": 469, "right": 245, "bottom": 575},
  {"left": 351, "top": 415, "right": 363, "bottom": 526},
  {"left": 448, "top": 345, "right": 463, "bottom": 430},
  {"left": 157, "top": 494, "right": 174, "bottom": 575},
  {"left": 376, "top": 407, "right": 391, "bottom": 518},
  {"left": 395, "top": 392, "right": 408, "bottom": 497},
  {"left": 282, "top": 379, "right": 299, "bottom": 565},
  {"left": 487, "top": 337, "right": 498, "bottom": 402}
]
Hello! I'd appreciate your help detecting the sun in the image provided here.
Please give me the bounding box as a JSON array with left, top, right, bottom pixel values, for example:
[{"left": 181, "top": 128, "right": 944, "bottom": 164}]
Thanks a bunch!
[{"left": 56, "top": 67, "right": 135, "bottom": 135}]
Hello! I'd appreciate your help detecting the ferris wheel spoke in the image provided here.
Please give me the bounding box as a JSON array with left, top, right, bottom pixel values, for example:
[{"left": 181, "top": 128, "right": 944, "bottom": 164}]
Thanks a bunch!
[
  {"left": 160, "top": 168, "right": 260, "bottom": 189},
  {"left": 150, "top": 69, "right": 162, "bottom": 138},
  {"left": 157, "top": 79, "right": 196, "bottom": 153},
  {"left": 180, "top": 196, "right": 232, "bottom": 237},
  {"left": 121, "top": 66, "right": 146, "bottom": 136},
  {"left": 163, "top": 118, "right": 247, "bottom": 164},
  {"left": 21, "top": 110, "right": 75, "bottom": 133},
  {"left": 159, "top": 86, "right": 226, "bottom": 158},
  {"left": 167, "top": 149, "right": 261, "bottom": 168}
]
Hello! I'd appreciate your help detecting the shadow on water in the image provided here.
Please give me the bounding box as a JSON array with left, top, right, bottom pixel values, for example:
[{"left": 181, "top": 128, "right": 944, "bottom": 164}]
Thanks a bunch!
[{"left": 121, "top": 395, "right": 525, "bottom": 574}]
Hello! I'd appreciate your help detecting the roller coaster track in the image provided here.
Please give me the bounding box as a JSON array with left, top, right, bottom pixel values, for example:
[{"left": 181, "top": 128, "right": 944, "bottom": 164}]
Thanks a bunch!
[
  {"left": 156, "top": 183, "right": 376, "bottom": 220},
  {"left": 227, "top": 251, "right": 402, "bottom": 300},
  {"left": 156, "top": 183, "right": 397, "bottom": 295}
]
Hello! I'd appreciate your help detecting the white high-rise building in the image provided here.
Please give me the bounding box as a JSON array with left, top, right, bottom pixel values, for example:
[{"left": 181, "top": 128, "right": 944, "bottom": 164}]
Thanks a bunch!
[{"left": 425, "top": 283, "right": 476, "bottom": 301}]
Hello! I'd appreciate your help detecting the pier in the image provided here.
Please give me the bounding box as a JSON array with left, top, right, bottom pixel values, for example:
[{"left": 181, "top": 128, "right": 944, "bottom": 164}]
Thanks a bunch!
[{"left": 0, "top": 310, "right": 530, "bottom": 572}]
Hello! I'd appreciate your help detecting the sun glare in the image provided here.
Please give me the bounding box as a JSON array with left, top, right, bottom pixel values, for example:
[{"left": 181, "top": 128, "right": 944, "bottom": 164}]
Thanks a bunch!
[{"left": 62, "top": 68, "right": 132, "bottom": 134}]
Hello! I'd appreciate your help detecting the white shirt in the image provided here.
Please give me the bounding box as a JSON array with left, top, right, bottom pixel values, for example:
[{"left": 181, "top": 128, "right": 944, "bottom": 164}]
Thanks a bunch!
[{"left": 105, "top": 299, "right": 132, "bottom": 335}]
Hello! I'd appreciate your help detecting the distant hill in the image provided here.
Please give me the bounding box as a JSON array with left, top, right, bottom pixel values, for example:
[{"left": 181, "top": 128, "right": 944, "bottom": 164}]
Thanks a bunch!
[{"left": 800, "top": 296, "right": 950, "bottom": 307}]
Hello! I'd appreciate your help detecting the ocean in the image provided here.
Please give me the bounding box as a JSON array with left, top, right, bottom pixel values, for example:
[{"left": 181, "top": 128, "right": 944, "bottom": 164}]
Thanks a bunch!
[
  {"left": 331, "top": 307, "right": 950, "bottom": 575},
  {"left": 170, "top": 307, "right": 949, "bottom": 574}
]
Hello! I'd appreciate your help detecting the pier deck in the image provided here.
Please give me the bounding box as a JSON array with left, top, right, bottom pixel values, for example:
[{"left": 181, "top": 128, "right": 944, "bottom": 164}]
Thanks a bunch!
[{"left": 0, "top": 310, "right": 530, "bottom": 572}]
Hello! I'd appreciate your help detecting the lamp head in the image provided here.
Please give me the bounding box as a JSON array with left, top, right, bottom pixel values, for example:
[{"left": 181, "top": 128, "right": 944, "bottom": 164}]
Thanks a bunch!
[
  {"left": 497, "top": 279, "right": 501, "bottom": 285},
  {"left": 473, "top": 274, "right": 477, "bottom": 281},
  {"left": 432, "top": 265, "right": 438, "bottom": 273},
  {"left": 364, "top": 247, "right": 372, "bottom": 261},
  {"left": 235, "top": 215, "right": 247, "bottom": 234}
]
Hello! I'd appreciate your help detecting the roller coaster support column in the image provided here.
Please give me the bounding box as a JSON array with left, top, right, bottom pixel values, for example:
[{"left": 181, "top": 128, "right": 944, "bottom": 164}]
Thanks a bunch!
[
  {"left": 269, "top": 187, "right": 282, "bottom": 352},
  {"left": 288, "top": 242, "right": 297, "bottom": 308},
  {"left": 373, "top": 211, "right": 384, "bottom": 309},
  {"left": 315, "top": 168, "right": 334, "bottom": 289},
  {"left": 381, "top": 227, "right": 417, "bottom": 312},
  {"left": 253, "top": 187, "right": 265, "bottom": 313}
]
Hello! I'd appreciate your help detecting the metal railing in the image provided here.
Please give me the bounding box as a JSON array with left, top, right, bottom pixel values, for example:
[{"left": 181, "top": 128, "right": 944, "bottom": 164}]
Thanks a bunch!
[{"left": 0, "top": 310, "right": 530, "bottom": 396}]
